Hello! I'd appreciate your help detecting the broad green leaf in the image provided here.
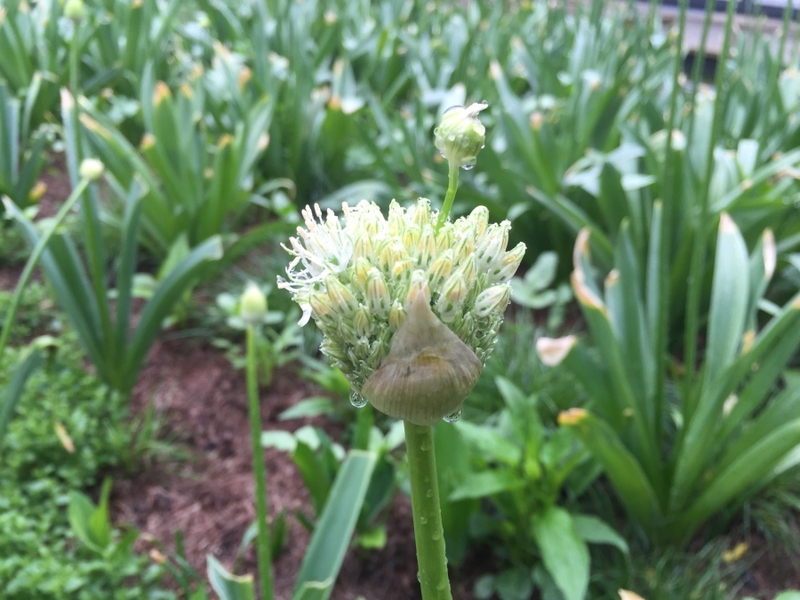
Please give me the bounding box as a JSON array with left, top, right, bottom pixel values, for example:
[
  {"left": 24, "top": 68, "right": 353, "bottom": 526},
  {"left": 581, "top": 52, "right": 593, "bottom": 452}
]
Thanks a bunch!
[
  {"left": 775, "top": 592, "right": 800, "bottom": 600},
  {"left": 531, "top": 506, "right": 589, "bottom": 600},
  {"left": 207, "top": 555, "right": 255, "bottom": 600},
  {"left": 454, "top": 420, "right": 522, "bottom": 465},
  {"left": 495, "top": 567, "right": 534, "bottom": 600},
  {"left": 572, "top": 514, "right": 629, "bottom": 554},
  {"left": 69, "top": 491, "right": 104, "bottom": 553},
  {"left": 279, "top": 398, "right": 336, "bottom": 421},
  {"left": 293, "top": 450, "right": 377, "bottom": 599},
  {"left": 261, "top": 430, "right": 297, "bottom": 452},
  {"left": 448, "top": 470, "right": 524, "bottom": 501}
]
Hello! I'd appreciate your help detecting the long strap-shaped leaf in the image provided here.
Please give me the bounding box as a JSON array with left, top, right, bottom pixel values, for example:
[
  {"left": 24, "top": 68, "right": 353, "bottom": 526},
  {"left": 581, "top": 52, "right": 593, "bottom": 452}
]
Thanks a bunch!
[
  {"left": 121, "top": 235, "right": 223, "bottom": 394},
  {"left": 559, "top": 409, "right": 662, "bottom": 534},
  {"left": 292, "top": 449, "right": 377, "bottom": 600},
  {"left": 676, "top": 418, "right": 800, "bottom": 537},
  {"left": 0, "top": 349, "right": 43, "bottom": 447}
]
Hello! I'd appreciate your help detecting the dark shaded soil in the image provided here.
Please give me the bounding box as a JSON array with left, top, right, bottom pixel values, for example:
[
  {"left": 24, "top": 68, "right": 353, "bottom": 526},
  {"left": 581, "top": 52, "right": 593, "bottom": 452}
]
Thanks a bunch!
[{"left": 114, "top": 337, "right": 426, "bottom": 600}]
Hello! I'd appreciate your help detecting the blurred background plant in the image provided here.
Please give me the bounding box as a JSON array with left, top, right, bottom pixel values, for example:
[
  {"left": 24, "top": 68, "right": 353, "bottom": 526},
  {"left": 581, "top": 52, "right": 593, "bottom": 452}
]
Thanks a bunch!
[{"left": 2, "top": 0, "right": 800, "bottom": 597}]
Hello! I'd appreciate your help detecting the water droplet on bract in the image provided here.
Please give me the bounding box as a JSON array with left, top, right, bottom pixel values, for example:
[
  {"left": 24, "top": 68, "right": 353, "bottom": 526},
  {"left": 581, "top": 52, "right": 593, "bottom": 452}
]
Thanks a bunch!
[
  {"left": 420, "top": 439, "right": 431, "bottom": 451},
  {"left": 431, "top": 531, "right": 441, "bottom": 541},
  {"left": 443, "top": 409, "right": 462, "bottom": 423},
  {"left": 349, "top": 390, "right": 367, "bottom": 408},
  {"left": 460, "top": 158, "right": 477, "bottom": 171},
  {"left": 419, "top": 516, "right": 428, "bottom": 525},
  {"left": 426, "top": 489, "right": 433, "bottom": 498}
]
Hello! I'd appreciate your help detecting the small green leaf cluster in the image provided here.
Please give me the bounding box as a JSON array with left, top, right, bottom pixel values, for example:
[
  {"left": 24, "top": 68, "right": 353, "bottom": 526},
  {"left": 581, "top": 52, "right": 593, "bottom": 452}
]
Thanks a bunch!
[
  {"left": 434, "top": 376, "right": 626, "bottom": 600},
  {"left": 262, "top": 405, "right": 402, "bottom": 551},
  {"left": 0, "top": 338, "right": 172, "bottom": 599}
]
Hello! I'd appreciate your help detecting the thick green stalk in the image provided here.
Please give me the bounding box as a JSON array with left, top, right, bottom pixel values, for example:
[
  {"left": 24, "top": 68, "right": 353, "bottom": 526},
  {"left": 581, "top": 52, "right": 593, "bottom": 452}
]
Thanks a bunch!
[
  {"left": 246, "top": 326, "right": 274, "bottom": 600},
  {"left": 0, "top": 177, "right": 91, "bottom": 362},
  {"left": 404, "top": 420, "right": 451, "bottom": 600},
  {"left": 435, "top": 162, "right": 459, "bottom": 232}
]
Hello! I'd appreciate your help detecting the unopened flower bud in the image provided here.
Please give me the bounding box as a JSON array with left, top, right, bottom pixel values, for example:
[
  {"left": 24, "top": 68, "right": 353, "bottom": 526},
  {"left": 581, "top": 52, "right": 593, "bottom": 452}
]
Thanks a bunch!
[
  {"left": 325, "top": 275, "right": 358, "bottom": 316},
  {"left": 353, "top": 305, "right": 371, "bottom": 338},
  {"left": 406, "top": 270, "right": 431, "bottom": 307},
  {"left": 437, "top": 271, "right": 468, "bottom": 323},
  {"left": 428, "top": 250, "right": 454, "bottom": 288},
  {"left": 239, "top": 282, "right": 267, "bottom": 327},
  {"left": 64, "top": 0, "right": 85, "bottom": 21},
  {"left": 388, "top": 299, "right": 406, "bottom": 331},
  {"left": 79, "top": 158, "right": 104, "bottom": 181},
  {"left": 474, "top": 284, "right": 511, "bottom": 318},
  {"left": 489, "top": 242, "right": 526, "bottom": 283},
  {"left": 434, "top": 102, "right": 488, "bottom": 169},
  {"left": 468, "top": 205, "right": 490, "bottom": 238},
  {"left": 416, "top": 225, "right": 436, "bottom": 267},
  {"left": 366, "top": 268, "right": 391, "bottom": 316},
  {"left": 476, "top": 221, "right": 510, "bottom": 270}
]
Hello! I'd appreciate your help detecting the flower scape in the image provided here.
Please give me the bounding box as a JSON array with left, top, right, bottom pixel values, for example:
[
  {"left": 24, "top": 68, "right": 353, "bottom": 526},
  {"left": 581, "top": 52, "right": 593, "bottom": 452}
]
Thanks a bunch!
[{"left": 278, "top": 199, "right": 525, "bottom": 425}]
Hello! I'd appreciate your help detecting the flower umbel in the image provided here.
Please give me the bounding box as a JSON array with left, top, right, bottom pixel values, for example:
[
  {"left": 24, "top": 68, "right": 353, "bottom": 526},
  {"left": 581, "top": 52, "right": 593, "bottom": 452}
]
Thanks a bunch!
[{"left": 278, "top": 199, "right": 525, "bottom": 423}]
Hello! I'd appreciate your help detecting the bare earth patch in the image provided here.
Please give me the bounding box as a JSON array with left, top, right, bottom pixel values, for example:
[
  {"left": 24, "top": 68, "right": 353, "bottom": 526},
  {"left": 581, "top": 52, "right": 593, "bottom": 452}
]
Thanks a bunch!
[{"left": 113, "top": 337, "right": 427, "bottom": 600}]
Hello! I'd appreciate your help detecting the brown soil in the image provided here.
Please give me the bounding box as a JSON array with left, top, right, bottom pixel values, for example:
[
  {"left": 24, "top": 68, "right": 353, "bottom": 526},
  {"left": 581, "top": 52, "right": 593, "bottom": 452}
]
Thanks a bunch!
[
  {"left": 113, "top": 337, "right": 427, "bottom": 600},
  {"left": 37, "top": 152, "right": 73, "bottom": 219}
]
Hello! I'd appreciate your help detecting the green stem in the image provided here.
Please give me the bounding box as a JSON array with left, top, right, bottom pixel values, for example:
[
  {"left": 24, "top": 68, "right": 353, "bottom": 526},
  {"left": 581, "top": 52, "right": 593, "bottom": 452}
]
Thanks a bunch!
[
  {"left": 246, "top": 326, "right": 274, "bottom": 600},
  {"left": 69, "top": 17, "right": 80, "bottom": 104},
  {"left": 0, "top": 178, "right": 91, "bottom": 363},
  {"left": 404, "top": 420, "right": 451, "bottom": 600},
  {"left": 435, "top": 162, "right": 459, "bottom": 232}
]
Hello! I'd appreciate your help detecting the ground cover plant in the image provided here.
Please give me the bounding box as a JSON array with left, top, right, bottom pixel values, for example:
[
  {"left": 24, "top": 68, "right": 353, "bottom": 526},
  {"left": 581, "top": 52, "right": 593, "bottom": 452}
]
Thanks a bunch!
[{"left": 3, "top": 0, "right": 800, "bottom": 599}]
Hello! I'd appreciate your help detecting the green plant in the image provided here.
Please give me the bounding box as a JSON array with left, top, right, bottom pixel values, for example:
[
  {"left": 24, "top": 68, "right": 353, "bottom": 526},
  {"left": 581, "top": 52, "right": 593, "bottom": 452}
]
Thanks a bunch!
[
  {"left": 262, "top": 412, "right": 402, "bottom": 550},
  {"left": 552, "top": 208, "right": 800, "bottom": 544},
  {"left": 212, "top": 284, "right": 303, "bottom": 386},
  {"left": 0, "top": 335, "right": 173, "bottom": 599},
  {"left": 0, "top": 81, "right": 48, "bottom": 210},
  {"left": 277, "top": 93, "right": 528, "bottom": 600},
  {"left": 78, "top": 70, "right": 278, "bottom": 257},
  {"left": 207, "top": 283, "right": 379, "bottom": 600},
  {"left": 0, "top": 1, "right": 64, "bottom": 127},
  {"left": 510, "top": 251, "right": 572, "bottom": 329},
  {"left": 445, "top": 377, "right": 623, "bottom": 600},
  {"left": 5, "top": 178, "right": 222, "bottom": 397}
]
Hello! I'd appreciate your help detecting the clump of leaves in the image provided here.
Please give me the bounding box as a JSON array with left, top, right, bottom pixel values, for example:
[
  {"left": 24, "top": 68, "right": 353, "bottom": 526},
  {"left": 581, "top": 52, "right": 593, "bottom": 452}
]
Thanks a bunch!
[{"left": 0, "top": 336, "right": 173, "bottom": 599}]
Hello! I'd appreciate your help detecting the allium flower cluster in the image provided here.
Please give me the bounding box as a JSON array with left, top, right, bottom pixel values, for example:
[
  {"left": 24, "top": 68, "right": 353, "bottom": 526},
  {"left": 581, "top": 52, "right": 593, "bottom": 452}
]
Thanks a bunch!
[{"left": 277, "top": 198, "right": 526, "bottom": 395}]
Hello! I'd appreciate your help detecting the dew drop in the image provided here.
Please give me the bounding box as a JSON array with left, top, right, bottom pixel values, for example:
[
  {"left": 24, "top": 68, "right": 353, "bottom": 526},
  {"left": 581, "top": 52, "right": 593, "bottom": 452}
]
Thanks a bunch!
[
  {"left": 349, "top": 390, "right": 367, "bottom": 408},
  {"left": 431, "top": 531, "right": 441, "bottom": 541},
  {"left": 461, "top": 158, "right": 477, "bottom": 171},
  {"left": 420, "top": 439, "right": 432, "bottom": 451},
  {"left": 426, "top": 489, "right": 433, "bottom": 498},
  {"left": 419, "top": 516, "right": 428, "bottom": 525},
  {"left": 443, "top": 409, "right": 462, "bottom": 423}
]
